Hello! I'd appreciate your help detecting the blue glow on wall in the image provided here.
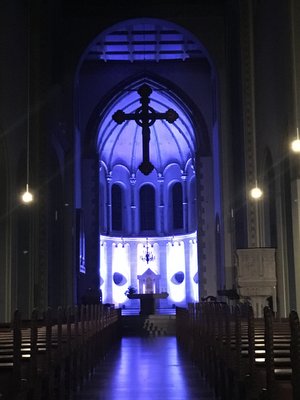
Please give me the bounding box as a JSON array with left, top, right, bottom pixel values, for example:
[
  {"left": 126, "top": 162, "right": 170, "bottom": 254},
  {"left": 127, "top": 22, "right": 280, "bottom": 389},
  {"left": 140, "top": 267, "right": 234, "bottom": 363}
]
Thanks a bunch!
[
  {"left": 87, "top": 19, "right": 205, "bottom": 63},
  {"left": 100, "top": 233, "right": 198, "bottom": 307},
  {"left": 97, "top": 83, "right": 199, "bottom": 307},
  {"left": 189, "top": 239, "right": 199, "bottom": 301},
  {"left": 112, "top": 243, "right": 130, "bottom": 304},
  {"left": 100, "top": 241, "right": 108, "bottom": 300},
  {"left": 97, "top": 84, "right": 196, "bottom": 175},
  {"left": 166, "top": 241, "right": 186, "bottom": 303}
]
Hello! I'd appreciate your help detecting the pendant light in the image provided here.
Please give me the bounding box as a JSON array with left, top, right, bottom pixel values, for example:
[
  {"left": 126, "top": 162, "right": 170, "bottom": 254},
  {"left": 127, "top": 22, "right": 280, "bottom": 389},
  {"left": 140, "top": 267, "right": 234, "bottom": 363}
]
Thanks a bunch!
[{"left": 21, "top": 2, "right": 33, "bottom": 204}]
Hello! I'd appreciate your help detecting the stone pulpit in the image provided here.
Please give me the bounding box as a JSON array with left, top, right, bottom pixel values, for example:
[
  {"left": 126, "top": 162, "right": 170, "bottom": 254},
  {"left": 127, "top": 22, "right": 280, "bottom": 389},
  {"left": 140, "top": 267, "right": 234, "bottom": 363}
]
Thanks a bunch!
[{"left": 236, "top": 248, "right": 277, "bottom": 317}]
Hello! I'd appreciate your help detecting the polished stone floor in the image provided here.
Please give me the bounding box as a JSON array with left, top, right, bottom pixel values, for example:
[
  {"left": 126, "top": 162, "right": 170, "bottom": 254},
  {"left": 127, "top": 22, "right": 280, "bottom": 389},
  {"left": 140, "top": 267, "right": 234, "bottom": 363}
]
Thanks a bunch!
[{"left": 72, "top": 336, "right": 216, "bottom": 400}]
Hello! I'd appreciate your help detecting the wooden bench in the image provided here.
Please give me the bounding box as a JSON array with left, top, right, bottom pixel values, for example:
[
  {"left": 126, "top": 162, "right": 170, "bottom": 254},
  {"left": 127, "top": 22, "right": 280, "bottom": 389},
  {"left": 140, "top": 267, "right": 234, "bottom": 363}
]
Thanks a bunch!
[
  {"left": 176, "top": 302, "right": 300, "bottom": 400},
  {"left": 223, "top": 305, "right": 293, "bottom": 400},
  {"left": 0, "top": 304, "right": 122, "bottom": 400}
]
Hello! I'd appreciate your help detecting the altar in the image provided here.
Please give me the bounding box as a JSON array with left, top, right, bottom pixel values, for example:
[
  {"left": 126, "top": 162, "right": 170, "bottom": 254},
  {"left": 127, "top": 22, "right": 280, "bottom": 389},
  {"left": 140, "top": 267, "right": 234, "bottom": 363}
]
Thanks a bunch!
[{"left": 127, "top": 292, "right": 169, "bottom": 315}]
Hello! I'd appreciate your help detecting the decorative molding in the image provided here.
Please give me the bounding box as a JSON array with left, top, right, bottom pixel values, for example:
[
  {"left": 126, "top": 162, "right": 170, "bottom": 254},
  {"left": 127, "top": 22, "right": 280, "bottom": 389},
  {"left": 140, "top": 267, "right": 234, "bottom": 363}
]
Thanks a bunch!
[{"left": 239, "top": 0, "right": 259, "bottom": 247}]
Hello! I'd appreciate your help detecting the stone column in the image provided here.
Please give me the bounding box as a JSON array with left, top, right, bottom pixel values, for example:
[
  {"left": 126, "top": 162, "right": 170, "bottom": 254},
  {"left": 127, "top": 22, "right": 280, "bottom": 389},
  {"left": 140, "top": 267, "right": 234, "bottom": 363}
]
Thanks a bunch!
[
  {"left": 159, "top": 240, "right": 169, "bottom": 308},
  {"left": 106, "top": 172, "right": 112, "bottom": 234},
  {"left": 181, "top": 173, "right": 188, "bottom": 232},
  {"left": 291, "top": 179, "right": 300, "bottom": 311},
  {"left": 158, "top": 173, "right": 165, "bottom": 235},
  {"left": 130, "top": 175, "right": 137, "bottom": 235},
  {"left": 239, "top": 0, "right": 260, "bottom": 247},
  {"left": 130, "top": 240, "right": 138, "bottom": 289},
  {"left": 106, "top": 241, "right": 113, "bottom": 304},
  {"left": 184, "top": 239, "right": 191, "bottom": 302}
]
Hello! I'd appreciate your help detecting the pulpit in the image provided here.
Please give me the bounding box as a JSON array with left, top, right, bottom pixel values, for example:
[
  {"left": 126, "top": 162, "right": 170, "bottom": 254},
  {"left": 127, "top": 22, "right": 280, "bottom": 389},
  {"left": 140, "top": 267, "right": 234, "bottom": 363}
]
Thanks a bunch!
[
  {"left": 236, "top": 248, "right": 277, "bottom": 317},
  {"left": 127, "top": 292, "right": 169, "bottom": 315}
]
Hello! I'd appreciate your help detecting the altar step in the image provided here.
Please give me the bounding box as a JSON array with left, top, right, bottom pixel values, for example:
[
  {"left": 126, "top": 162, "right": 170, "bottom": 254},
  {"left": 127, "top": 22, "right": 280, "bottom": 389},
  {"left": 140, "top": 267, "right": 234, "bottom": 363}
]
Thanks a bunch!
[
  {"left": 143, "top": 315, "right": 176, "bottom": 336},
  {"left": 121, "top": 307, "right": 176, "bottom": 316},
  {"left": 122, "top": 314, "right": 176, "bottom": 336}
]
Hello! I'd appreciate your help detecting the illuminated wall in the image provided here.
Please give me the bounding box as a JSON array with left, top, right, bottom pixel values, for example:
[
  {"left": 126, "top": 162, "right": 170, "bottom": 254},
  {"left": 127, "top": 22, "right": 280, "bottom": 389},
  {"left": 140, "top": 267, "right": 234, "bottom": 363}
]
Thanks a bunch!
[
  {"left": 189, "top": 239, "right": 199, "bottom": 300},
  {"left": 96, "top": 82, "right": 200, "bottom": 308},
  {"left": 100, "top": 233, "right": 198, "bottom": 308},
  {"left": 112, "top": 243, "right": 130, "bottom": 304},
  {"left": 166, "top": 241, "right": 186, "bottom": 303}
]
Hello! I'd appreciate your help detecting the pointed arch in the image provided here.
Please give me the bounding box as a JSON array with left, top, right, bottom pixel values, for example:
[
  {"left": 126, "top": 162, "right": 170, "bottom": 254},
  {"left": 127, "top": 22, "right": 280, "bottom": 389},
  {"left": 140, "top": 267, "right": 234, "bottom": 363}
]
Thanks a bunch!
[{"left": 84, "top": 74, "right": 211, "bottom": 159}]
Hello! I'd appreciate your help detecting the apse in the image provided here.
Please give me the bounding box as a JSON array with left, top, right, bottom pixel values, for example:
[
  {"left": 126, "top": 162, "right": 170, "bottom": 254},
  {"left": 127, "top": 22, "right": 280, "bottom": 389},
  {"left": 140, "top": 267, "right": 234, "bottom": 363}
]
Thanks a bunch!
[{"left": 97, "top": 81, "right": 199, "bottom": 309}]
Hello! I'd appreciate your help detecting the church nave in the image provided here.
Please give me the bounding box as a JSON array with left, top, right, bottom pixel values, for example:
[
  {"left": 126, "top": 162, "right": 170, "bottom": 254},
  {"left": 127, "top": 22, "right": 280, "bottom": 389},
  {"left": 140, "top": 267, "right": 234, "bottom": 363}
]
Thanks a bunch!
[{"left": 71, "top": 336, "right": 216, "bottom": 400}]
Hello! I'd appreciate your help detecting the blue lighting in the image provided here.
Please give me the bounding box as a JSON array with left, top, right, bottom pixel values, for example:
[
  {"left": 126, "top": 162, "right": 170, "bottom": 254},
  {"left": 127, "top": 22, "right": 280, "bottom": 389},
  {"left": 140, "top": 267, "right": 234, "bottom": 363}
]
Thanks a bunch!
[
  {"left": 86, "top": 19, "right": 205, "bottom": 63},
  {"left": 97, "top": 82, "right": 199, "bottom": 308},
  {"left": 97, "top": 83, "right": 196, "bottom": 175},
  {"left": 100, "top": 233, "right": 198, "bottom": 308}
]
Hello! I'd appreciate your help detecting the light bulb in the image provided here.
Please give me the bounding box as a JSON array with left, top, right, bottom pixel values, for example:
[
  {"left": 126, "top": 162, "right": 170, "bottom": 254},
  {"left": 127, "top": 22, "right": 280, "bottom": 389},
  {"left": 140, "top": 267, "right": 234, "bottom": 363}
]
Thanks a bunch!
[
  {"left": 250, "top": 186, "right": 263, "bottom": 200},
  {"left": 291, "top": 127, "right": 300, "bottom": 152},
  {"left": 21, "top": 185, "right": 33, "bottom": 204},
  {"left": 291, "top": 138, "right": 300, "bottom": 153}
]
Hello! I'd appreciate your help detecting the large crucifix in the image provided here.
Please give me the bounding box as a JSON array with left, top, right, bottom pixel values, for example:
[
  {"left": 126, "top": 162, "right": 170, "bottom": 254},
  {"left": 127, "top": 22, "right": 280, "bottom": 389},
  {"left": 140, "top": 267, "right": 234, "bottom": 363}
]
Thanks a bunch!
[{"left": 112, "top": 84, "right": 179, "bottom": 175}]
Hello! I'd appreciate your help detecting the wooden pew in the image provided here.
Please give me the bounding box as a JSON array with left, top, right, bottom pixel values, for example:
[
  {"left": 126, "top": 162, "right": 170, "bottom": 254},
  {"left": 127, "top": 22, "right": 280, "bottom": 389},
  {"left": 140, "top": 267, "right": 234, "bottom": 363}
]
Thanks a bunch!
[
  {"left": 0, "top": 313, "right": 19, "bottom": 399},
  {"left": 0, "top": 304, "right": 122, "bottom": 400},
  {"left": 289, "top": 310, "right": 300, "bottom": 399},
  {"left": 175, "top": 306, "right": 190, "bottom": 350},
  {"left": 177, "top": 302, "right": 299, "bottom": 400},
  {"left": 258, "top": 306, "right": 292, "bottom": 399},
  {"left": 215, "top": 304, "right": 293, "bottom": 400}
]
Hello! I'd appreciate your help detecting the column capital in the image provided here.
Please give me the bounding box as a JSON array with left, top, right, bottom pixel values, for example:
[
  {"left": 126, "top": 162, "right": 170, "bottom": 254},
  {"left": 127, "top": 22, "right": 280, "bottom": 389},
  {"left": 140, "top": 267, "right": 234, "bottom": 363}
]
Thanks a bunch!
[
  {"left": 130, "top": 174, "right": 136, "bottom": 185},
  {"left": 106, "top": 171, "right": 112, "bottom": 183},
  {"left": 181, "top": 173, "right": 187, "bottom": 182},
  {"left": 157, "top": 172, "right": 164, "bottom": 183}
]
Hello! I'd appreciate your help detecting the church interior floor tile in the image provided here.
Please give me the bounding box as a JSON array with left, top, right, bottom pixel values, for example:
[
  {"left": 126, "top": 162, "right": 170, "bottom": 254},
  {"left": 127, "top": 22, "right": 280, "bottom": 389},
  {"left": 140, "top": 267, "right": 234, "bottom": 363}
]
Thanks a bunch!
[{"left": 71, "top": 336, "right": 217, "bottom": 400}]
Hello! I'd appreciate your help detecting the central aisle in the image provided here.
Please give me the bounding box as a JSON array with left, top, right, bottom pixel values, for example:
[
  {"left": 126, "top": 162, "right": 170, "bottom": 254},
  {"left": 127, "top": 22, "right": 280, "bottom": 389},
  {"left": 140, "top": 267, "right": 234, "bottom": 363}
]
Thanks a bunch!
[{"left": 72, "top": 336, "right": 216, "bottom": 400}]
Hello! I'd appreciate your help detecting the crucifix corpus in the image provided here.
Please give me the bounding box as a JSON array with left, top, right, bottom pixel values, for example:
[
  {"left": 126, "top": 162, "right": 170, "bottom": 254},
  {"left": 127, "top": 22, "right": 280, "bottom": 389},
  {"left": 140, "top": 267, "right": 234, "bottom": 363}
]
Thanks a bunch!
[{"left": 112, "top": 84, "right": 179, "bottom": 175}]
